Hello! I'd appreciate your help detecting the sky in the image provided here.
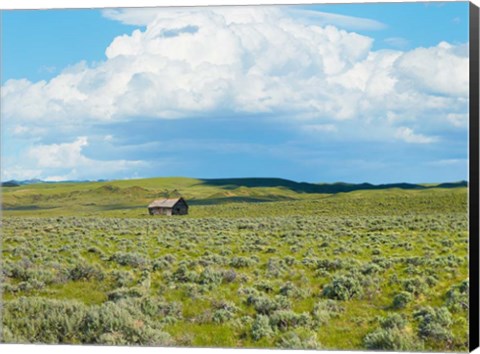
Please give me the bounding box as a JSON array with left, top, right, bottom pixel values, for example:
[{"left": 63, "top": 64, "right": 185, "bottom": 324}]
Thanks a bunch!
[{"left": 0, "top": 2, "right": 471, "bottom": 184}]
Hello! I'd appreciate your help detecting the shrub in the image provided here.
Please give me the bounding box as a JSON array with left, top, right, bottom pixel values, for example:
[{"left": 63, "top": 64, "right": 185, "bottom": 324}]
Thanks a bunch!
[
  {"left": 230, "top": 256, "right": 256, "bottom": 268},
  {"left": 265, "top": 258, "right": 287, "bottom": 277},
  {"left": 0, "top": 326, "right": 22, "bottom": 343},
  {"left": 3, "top": 297, "right": 87, "bottom": 344},
  {"left": 152, "top": 259, "right": 172, "bottom": 271},
  {"left": 311, "top": 300, "right": 344, "bottom": 326},
  {"left": 322, "top": 275, "right": 363, "bottom": 300},
  {"left": 152, "top": 254, "right": 177, "bottom": 270},
  {"left": 109, "top": 252, "right": 149, "bottom": 268},
  {"left": 363, "top": 314, "right": 422, "bottom": 351},
  {"left": 107, "top": 287, "right": 146, "bottom": 302},
  {"left": 269, "top": 310, "right": 311, "bottom": 331},
  {"left": 279, "top": 282, "right": 304, "bottom": 298},
  {"left": 251, "top": 315, "right": 273, "bottom": 341},
  {"left": 17, "top": 279, "right": 45, "bottom": 292},
  {"left": 360, "top": 262, "right": 384, "bottom": 275},
  {"left": 250, "top": 296, "right": 279, "bottom": 315},
  {"left": 212, "top": 309, "right": 235, "bottom": 324},
  {"left": 414, "top": 306, "right": 453, "bottom": 342},
  {"left": 255, "top": 280, "right": 275, "bottom": 293},
  {"left": 402, "top": 277, "right": 429, "bottom": 296},
  {"left": 132, "top": 327, "right": 173, "bottom": 346},
  {"left": 379, "top": 313, "right": 407, "bottom": 330},
  {"left": 392, "top": 291, "right": 413, "bottom": 309},
  {"left": 68, "top": 263, "right": 105, "bottom": 281},
  {"left": 198, "top": 267, "right": 223, "bottom": 287},
  {"left": 276, "top": 329, "right": 322, "bottom": 349},
  {"left": 238, "top": 286, "right": 259, "bottom": 298},
  {"left": 5, "top": 259, "right": 33, "bottom": 281},
  {"left": 97, "top": 332, "right": 127, "bottom": 345},
  {"left": 87, "top": 246, "right": 104, "bottom": 257},
  {"left": 172, "top": 265, "right": 198, "bottom": 283},
  {"left": 248, "top": 295, "right": 291, "bottom": 315},
  {"left": 137, "top": 299, "right": 183, "bottom": 320},
  {"left": 109, "top": 270, "right": 135, "bottom": 288},
  {"left": 445, "top": 279, "right": 468, "bottom": 312},
  {"left": 221, "top": 269, "right": 237, "bottom": 283},
  {"left": 363, "top": 328, "right": 422, "bottom": 351},
  {"left": 210, "top": 300, "right": 238, "bottom": 323},
  {"left": 2, "top": 283, "right": 18, "bottom": 293},
  {"left": 80, "top": 301, "right": 148, "bottom": 344}
]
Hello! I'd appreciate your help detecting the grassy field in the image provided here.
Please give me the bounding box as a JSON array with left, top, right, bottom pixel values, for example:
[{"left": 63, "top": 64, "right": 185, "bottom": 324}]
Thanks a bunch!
[{"left": 0, "top": 177, "right": 469, "bottom": 351}]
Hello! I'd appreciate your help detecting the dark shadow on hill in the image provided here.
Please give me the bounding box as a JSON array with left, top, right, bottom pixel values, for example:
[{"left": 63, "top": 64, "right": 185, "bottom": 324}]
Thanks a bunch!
[
  {"left": 1, "top": 181, "right": 21, "bottom": 187},
  {"left": 198, "top": 178, "right": 468, "bottom": 195},
  {"left": 188, "top": 195, "right": 295, "bottom": 205},
  {"left": 2, "top": 205, "right": 53, "bottom": 211},
  {"left": 95, "top": 204, "right": 145, "bottom": 211}
]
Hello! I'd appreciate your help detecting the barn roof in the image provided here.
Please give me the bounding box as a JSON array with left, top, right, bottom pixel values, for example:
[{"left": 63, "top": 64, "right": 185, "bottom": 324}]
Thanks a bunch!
[{"left": 148, "top": 198, "right": 183, "bottom": 208}]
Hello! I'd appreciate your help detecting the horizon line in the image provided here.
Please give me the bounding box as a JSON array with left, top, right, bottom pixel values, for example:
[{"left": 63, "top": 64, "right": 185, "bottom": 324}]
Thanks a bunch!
[{"left": 0, "top": 175, "right": 469, "bottom": 186}]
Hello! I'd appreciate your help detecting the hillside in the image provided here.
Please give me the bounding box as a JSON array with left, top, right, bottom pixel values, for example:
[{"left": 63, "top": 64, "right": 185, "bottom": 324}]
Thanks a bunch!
[
  {"left": 1, "top": 176, "right": 467, "bottom": 217},
  {"left": 2, "top": 176, "right": 469, "bottom": 350}
]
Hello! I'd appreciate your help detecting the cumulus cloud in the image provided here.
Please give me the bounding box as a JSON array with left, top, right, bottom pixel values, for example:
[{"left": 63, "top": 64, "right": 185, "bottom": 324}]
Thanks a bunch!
[
  {"left": 395, "top": 42, "right": 469, "bottom": 97},
  {"left": 1, "top": 6, "right": 470, "bottom": 181},
  {"left": 28, "top": 136, "right": 90, "bottom": 168},
  {"left": 3, "top": 137, "right": 145, "bottom": 181},
  {"left": 2, "top": 6, "right": 468, "bottom": 131}
]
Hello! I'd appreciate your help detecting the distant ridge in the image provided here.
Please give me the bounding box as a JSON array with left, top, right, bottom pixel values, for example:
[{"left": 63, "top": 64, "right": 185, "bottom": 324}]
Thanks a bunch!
[
  {"left": 2, "top": 176, "right": 468, "bottom": 213},
  {"left": 199, "top": 178, "right": 468, "bottom": 194},
  {"left": 2, "top": 177, "right": 467, "bottom": 194},
  {"left": 1, "top": 179, "right": 108, "bottom": 187},
  {"left": 436, "top": 181, "right": 468, "bottom": 188}
]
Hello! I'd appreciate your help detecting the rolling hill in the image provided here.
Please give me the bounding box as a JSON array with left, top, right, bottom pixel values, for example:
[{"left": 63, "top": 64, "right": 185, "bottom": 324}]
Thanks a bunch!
[{"left": 1, "top": 176, "right": 467, "bottom": 217}]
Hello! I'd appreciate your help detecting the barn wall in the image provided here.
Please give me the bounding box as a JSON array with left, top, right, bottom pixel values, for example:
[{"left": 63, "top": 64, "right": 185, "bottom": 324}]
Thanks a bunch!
[
  {"left": 149, "top": 207, "right": 171, "bottom": 215},
  {"left": 172, "top": 201, "right": 188, "bottom": 215},
  {"left": 149, "top": 200, "right": 189, "bottom": 216}
]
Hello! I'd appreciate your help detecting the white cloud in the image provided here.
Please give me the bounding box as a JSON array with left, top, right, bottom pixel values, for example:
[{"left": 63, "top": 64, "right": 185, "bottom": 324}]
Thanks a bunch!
[
  {"left": 3, "top": 137, "right": 146, "bottom": 181},
  {"left": 27, "top": 136, "right": 89, "bottom": 168},
  {"left": 394, "top": 42, "right": 469, "bottom": 97},
  {"left": 446, "top": 113, "right": 468, "bottom": 127},
  {"left": 287, "top": 8, "right": 386, "bottom": 31},
  {"left": 384, "top": 37, "right": 410, "bottom": 49},
  {"left": 102, "top": 8, "right": 159, "bottom": 26},
  {"left": 104, "top": 7, "right": 387, "bottom": 31},
  {"left": 1, "top": 166, "right": 43, "bottom": 181},
  {"left": 429, "top": 158, "right": 467, "bottom": 166},
  {"left": 12, "top": 125, "right": 29, "bottom": 135},
  {"left": 395, "top": 127, "right": 438, "bottom": 144},
  {"left": 1, "top": 6, "right": 469, "bottom": 147},
  {"left": 0, "top": 7, "right": 377, "bottom": 123}
]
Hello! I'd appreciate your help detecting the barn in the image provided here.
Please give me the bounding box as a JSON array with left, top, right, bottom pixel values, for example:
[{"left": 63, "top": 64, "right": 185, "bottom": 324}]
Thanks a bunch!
[{"left": 147, "top": 197, "right": 188, "bottom": 216}]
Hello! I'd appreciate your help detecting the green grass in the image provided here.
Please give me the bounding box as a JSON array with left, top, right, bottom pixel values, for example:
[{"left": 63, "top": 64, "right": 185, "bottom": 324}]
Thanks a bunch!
[
  {"left": 1, "top": 177, "right": 466, "bottom": 218},
  {"left": 39, "top": 281, "right": 109, "bottom": 305},
  {"left": 0, "top": 177, "right": 469, "bottom": 351}
]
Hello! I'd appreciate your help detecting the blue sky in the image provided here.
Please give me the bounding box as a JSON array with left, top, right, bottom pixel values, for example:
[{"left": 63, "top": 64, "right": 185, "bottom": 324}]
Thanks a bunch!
[{"left": 0, "top": 2, "right": 470, "bottom": 183}]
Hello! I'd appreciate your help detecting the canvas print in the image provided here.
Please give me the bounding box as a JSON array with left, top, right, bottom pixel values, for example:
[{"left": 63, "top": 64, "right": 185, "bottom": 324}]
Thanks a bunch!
[{"left": 0, "top": 1, "right": 476, "bottom": 352}]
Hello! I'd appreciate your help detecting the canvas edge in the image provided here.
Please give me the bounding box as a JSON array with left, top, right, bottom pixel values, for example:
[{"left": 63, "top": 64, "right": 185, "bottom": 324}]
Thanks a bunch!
[
  {"left": 469, "top": 1, "right": 480, "bottom": 352},
  {"left": 0, "top": 2, "right": 476, "bottom": 352}
]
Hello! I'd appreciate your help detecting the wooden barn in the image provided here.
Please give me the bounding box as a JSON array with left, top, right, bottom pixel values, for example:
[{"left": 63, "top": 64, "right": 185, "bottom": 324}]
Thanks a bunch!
[{"left": 147, "top": 197, "right": 188, "bottom": 216}]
